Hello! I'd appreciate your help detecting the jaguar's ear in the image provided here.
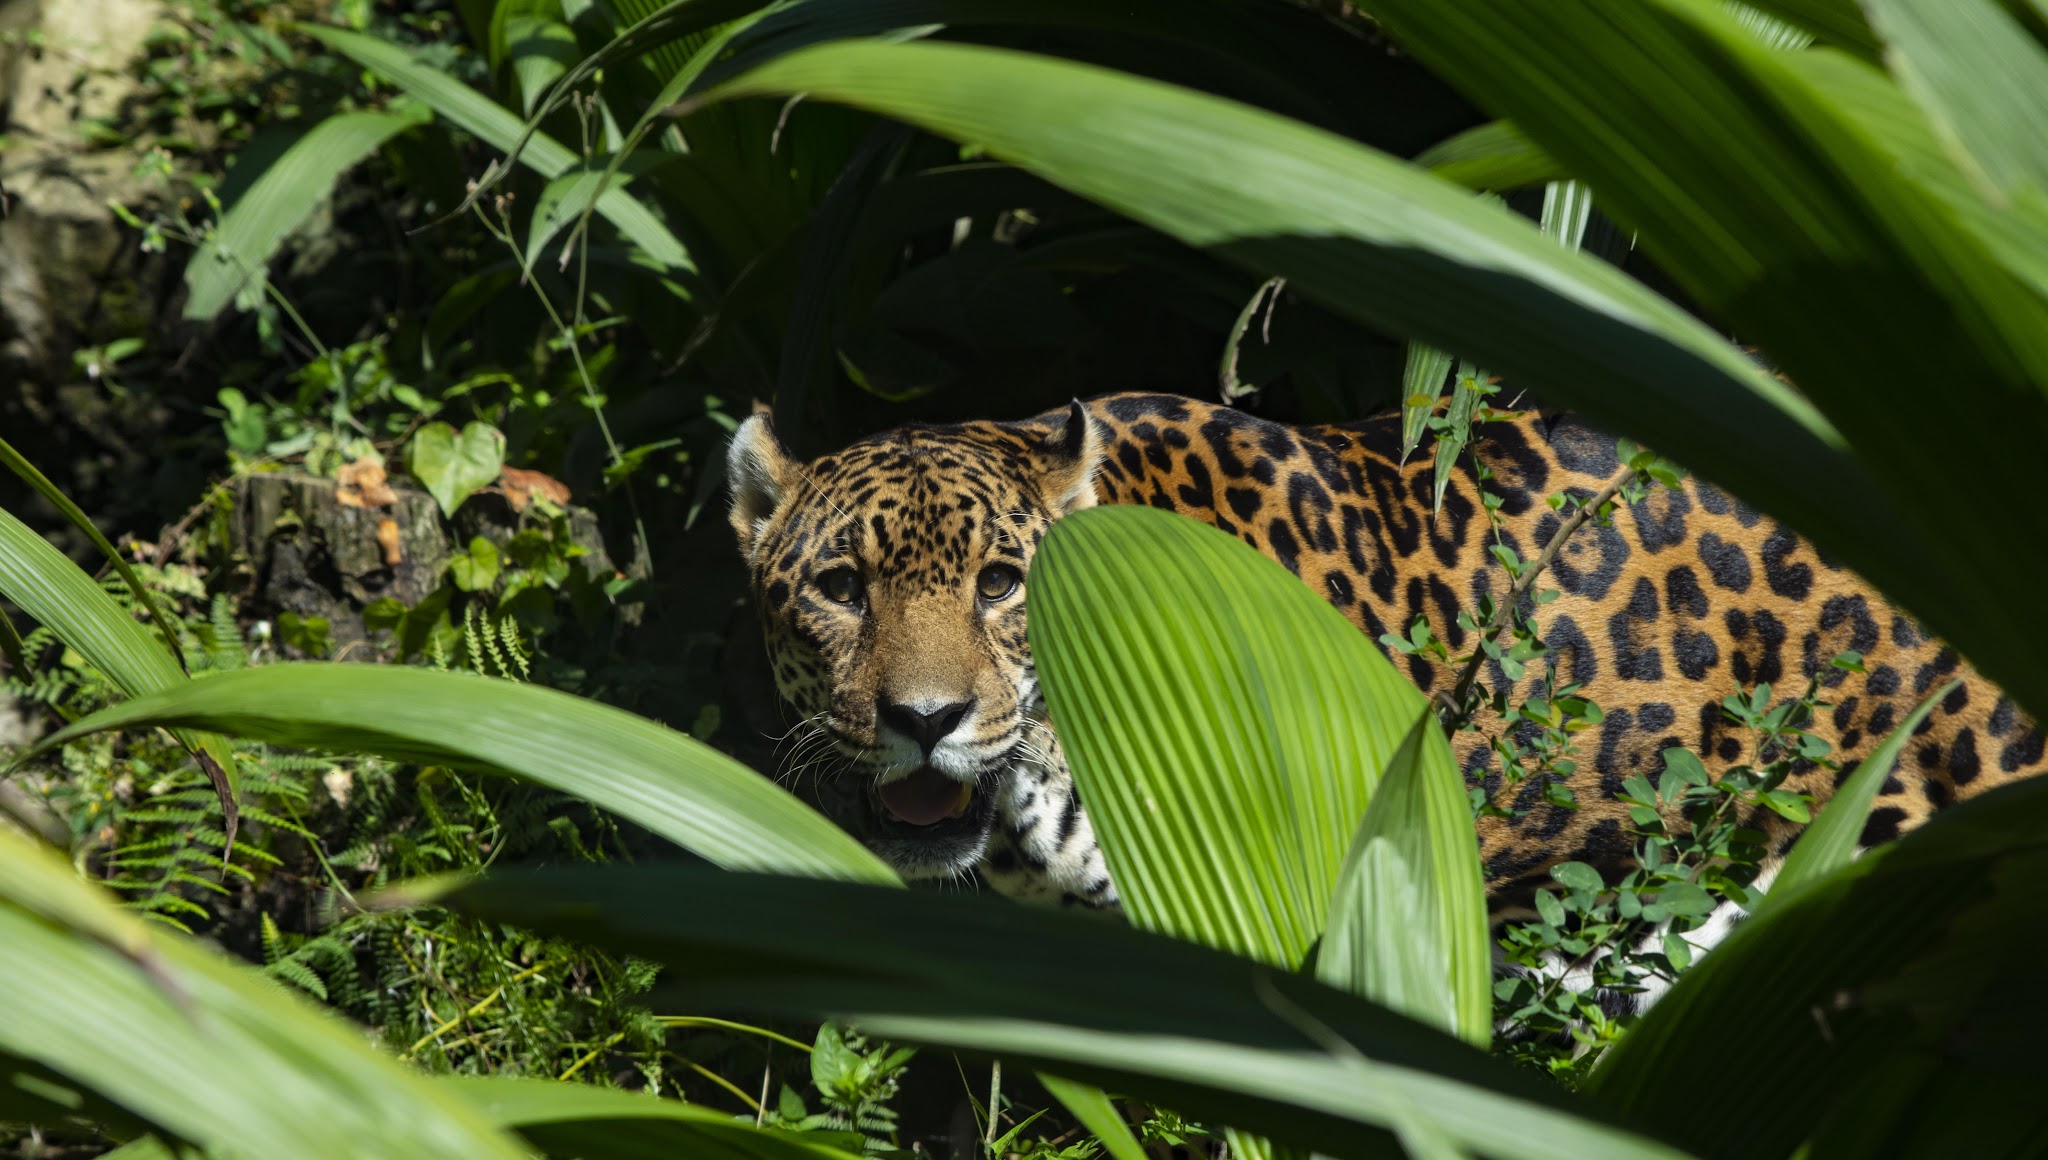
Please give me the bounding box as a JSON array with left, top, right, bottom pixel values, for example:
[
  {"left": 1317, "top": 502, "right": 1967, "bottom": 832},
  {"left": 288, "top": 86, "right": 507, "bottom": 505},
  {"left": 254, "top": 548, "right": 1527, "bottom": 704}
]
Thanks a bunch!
[
  {"left": 1039, "top": 399, "right": 1104, "bottom": 516},
  {"left": 727, "top": 402, "right": 797, "bottom": 555}
]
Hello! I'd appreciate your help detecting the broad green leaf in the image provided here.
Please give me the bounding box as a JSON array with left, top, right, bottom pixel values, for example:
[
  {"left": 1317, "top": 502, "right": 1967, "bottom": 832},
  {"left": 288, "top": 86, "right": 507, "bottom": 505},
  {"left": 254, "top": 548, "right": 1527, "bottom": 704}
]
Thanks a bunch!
[
  {"left": 298, "top": 24, "right": 694, "bottom": 272},
  {"left": 524, "top": 155, "right": 668, "bottom": 270},
  {"left": 406, "top": 420, "right": 506, "bottom": 517},
  {"left": 447, "top": 535, "right": 503, "bottom": 592},
  {"left": 183, "top": 106, "right": 431, "bottom": 321},
  {"left": 443, "top": 1075, "right": 864, "bottom": 1159},
  {"left": 1863, "top": 0, "right": 2048, "bottom": 200},
  {"left": 1794, "top": 51, "right": 2048, "bottom": 301},
  {"left": 498, "top": 12, "right": 583, "bottom": 115},
  {"left": 21, "top": 663, "right": 897, "bottom": 885},
  {"left": 96, "top": 1141, "right": 173, "bottom": 1160},
  {"left": 1416, "top": 120, "right": 1564, "bottom": 192},
  {"left": 695, "top": 40, "right": 1925, "bottom": 680},
  {"left": 0, "top": 828, "right": 526, "bottom": 1158},
  {"left": 1037, "top": 1074, "right": 1148, "bottom": 1160},
  {"left": 420, "top": 866, "right": 1692, "bottom": 1160},
  {"left": 1723, "top": 0, "right": 1817, "bottom": 50},
  {"left": 0, "top": 502, "right": 238, "bottom": 818},
  {"left": 1588, "top": 776, "right": 2048, "bottom": 1156},
  {"left": 1759, "top": 678, "right": 1959, "bottom": 909},
  {"left": 1317, "top": 710, "right": 1490, "bottom": 1049},
  {"left": 1032, "top": 506, "right": 1428, "bottom": 968},
  {"left": 1357, "top": 0, "right": 2048, "bottom": 723},
  {"left": 1728, "top": 0, "right": 1878, "bottom": 56}
]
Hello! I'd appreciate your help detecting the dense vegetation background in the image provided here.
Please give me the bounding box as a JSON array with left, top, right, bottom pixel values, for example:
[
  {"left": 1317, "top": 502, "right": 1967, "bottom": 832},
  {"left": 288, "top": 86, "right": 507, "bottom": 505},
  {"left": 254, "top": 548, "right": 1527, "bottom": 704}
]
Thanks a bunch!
[{"left": 4, "top": 0, "right": 2048, "bottom": 1157}]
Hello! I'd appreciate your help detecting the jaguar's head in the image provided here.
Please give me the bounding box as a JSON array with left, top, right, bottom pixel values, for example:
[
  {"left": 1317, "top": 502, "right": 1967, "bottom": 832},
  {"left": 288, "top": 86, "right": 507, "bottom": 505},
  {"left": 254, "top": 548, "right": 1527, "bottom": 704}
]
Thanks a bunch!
[{"left": 726, "top": 402, "right": 1102, "bottom": 879}]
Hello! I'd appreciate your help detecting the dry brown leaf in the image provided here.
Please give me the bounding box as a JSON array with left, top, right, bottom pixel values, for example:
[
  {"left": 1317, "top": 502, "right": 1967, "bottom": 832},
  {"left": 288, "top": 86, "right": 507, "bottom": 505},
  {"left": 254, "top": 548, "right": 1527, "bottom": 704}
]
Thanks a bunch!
[
  {"left": 336, "top": 457, "right": 399, "bottom": 508},
  {"left": 375, "top": 517, "right": 402, "bottom": 566},
  {"left": 498, "top": 466, "right": 572, "bottom": 512}
]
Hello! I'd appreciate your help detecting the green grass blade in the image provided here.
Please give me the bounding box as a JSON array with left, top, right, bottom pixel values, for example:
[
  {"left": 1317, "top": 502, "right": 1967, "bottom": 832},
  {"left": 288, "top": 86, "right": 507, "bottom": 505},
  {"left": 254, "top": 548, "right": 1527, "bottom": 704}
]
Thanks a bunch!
[
  {"left": 1032, "top": 506, "right": 1429, "bottom": 969},
  {"left": 0, "top": 828, "right": 527, "bottom": 1158},
  {"left": 1540, "top": 179, "right": 1594, "bottom": 250},
  {"left": 1587, "top": 776, "right": 2048, "bottom": 1155},
  {"left": 0, "top": 603, "right": 24, "bottom": 675},
  {"left": 1037, "top": 1074, "right": 1148, "bottom": 1160},
  {"left": 1758, "top": 678, "right": 1959, "bottom": 910},
  {"left": 1863, "top": 0, "right": 2048, "bottom": 200},
  {"left": 1317, "top": 710, "right": 1490, "bottom": 1049},
  {"left": 1, "top": 439, "right": 187, "bottom": 673},
  {"left": 298, "top": 24, "right": 694, "bottom": 272},
  {"left": 419, "top": 866, "right": 1693, "bottom": 1160},
  {"left": 1397, "top": 341, "right": 1453, "bottom": 462},
  {"left": 20, "top": 663, "right": 897, "bottom": 884},
  {"left": 0, "top": 502, "right": 238, "bottom": 814},
  {"left": 182, "top": 106, "right": 431, "bottom": 321},
  {"left": 442, "top": 1075, "right": 865, "bottom": 1159},
  {"left": 0, "top": 505, "right": 182, "bottom": 713},
  {"left": 1429, "top": 365, "right": 1481, "bottom": 518}
]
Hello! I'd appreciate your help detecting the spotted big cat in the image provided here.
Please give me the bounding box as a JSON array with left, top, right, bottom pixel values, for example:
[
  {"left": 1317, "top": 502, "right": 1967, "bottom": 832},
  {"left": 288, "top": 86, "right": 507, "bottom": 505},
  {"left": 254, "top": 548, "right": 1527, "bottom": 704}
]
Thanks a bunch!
[{"left": 726, "top": 391, "right": 2044, "bottom": 913}]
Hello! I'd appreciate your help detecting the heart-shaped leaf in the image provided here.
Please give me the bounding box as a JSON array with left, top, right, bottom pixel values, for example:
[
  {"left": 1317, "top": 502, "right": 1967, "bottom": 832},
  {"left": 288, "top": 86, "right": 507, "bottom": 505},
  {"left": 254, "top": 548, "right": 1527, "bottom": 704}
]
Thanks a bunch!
[
  {"left": 408, "top": 421, "right": 505, "bottom": 517},
  {"left": 448, "top": 536, "right": 502, "bottom": 592}
]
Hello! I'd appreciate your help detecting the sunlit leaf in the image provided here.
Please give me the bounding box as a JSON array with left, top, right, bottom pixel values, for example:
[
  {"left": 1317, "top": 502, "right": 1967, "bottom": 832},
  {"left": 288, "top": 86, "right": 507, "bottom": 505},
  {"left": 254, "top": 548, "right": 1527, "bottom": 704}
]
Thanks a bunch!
[
  {"left": 0, "top": 829, "right": 526, "bottom": 1158},
  {"left": 1032, "top": 505, "right": 1428, "bottom": 968},
  {"left": 22, "top": 663, "right": 896, "bottom": 884},
  {"left": 421, "top": 866, "right": 1692, "bottom": 1160},
  {"left": 1318, "top": 711, "right": 1490, "bottom": 1049}
]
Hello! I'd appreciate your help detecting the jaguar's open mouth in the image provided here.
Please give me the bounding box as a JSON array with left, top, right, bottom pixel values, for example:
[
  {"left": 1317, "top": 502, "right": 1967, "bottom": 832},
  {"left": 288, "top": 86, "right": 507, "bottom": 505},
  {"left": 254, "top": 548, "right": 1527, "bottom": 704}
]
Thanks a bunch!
[
  {"left": 877, "top": 766, "right": 975, "bottom": 826},
  {"left": 862, "top": 765, "right": 1004, "bottom": 865}
]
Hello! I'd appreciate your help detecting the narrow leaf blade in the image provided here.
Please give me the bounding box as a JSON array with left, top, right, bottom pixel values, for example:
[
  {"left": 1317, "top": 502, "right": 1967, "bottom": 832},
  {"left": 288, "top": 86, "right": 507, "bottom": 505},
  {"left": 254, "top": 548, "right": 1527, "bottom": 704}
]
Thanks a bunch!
[
  {"left": 1318, "top": 710, "right": 1490, "bottom": 1049},
  {"left": 1038, "top": 1074, "right": 1148, "bottom": 1160},
  {"left": 1760, "top": 677, "right": 1959, "bottom": 908},
  {"left": 183, "top": 106, "right": 430, "bottom": 321},
  {"left": 425, "top": 866, "right": 1692, "bottom": 1160},
  {"left": 0, "top": 829, "right": 527, "bottom": 1159},
  {"left": 23, "top": 663, "right": 897, "bottom": 884},
  {"left": 300, "top": 24, "right": 693, "bottom": 272}
]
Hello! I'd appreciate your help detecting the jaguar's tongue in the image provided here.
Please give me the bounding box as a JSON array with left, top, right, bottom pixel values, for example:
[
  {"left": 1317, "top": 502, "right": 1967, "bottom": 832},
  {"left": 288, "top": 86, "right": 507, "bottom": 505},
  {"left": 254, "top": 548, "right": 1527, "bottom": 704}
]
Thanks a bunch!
[{"left": 879, "top": 768, "right": 973, "bottom": 826}]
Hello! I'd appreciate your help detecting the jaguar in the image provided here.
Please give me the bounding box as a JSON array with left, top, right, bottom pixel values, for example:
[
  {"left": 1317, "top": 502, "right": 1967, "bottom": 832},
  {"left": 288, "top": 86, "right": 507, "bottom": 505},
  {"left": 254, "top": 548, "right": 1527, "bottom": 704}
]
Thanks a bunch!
[{"left": 726, "top": 391, "right": 2044, "bottom": 915}]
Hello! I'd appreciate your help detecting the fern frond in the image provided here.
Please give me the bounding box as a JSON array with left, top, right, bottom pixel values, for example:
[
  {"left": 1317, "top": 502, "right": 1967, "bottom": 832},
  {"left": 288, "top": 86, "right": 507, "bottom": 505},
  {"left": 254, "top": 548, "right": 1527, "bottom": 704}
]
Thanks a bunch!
[{"left": 267, "top": 957, "right": 330, "bottom": 1000}]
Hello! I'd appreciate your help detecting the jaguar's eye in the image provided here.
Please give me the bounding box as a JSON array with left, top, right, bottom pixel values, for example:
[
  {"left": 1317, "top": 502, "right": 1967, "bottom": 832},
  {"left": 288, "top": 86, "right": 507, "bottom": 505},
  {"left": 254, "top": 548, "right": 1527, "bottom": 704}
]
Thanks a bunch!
[
  {"left": 977, "top": 564, "right": 1022, "bottom": 602},
  {"left": 818, "top": 568, "right": 864, "bottom": 605}
]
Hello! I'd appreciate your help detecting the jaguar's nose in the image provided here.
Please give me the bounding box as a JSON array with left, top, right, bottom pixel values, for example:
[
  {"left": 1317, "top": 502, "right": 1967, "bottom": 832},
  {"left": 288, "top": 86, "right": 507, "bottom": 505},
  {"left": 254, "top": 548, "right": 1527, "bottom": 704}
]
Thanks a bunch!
[{"left": 877, "top": 697, "right": 975, "bottom": 756}]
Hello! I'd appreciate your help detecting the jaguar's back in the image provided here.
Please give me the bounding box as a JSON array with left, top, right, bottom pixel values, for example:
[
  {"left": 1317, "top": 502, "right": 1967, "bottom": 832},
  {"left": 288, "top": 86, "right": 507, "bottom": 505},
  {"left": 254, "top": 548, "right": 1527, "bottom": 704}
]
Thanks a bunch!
[
  {"left": 1076, "top": 393, "right": 2044, "bottom": 904},
  {"left": 727, "top": 390, "right": 2044, "bottom": 910}
]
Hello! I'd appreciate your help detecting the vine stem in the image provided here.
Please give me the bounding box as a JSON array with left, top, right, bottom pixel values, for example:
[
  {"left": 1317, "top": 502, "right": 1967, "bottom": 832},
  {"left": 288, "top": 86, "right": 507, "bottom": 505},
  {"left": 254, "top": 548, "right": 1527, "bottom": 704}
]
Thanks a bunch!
[{"left": 1437, "top": 466, "right": 1635, "bottom": 734}]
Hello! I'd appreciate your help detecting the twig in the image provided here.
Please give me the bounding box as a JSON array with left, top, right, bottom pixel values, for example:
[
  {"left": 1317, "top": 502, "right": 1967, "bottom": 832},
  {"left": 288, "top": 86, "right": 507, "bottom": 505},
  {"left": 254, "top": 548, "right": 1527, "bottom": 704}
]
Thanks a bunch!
[
  {"left": 1437, "top": 467, "right": 1634, "bottom": 733},
  {"left": 1217, "top": 277, "right": 1285, "bottom": 401},
  {"left": 985, "top": 1059, "right": 1003, "bottom": 1150}
]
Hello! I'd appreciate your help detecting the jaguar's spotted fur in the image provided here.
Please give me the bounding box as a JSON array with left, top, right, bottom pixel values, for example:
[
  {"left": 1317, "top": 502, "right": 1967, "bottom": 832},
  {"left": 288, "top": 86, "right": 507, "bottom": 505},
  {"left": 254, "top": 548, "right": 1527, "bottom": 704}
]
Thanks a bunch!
[{"left": 727, "top": 391, "right": 2044, "bottom": 913}]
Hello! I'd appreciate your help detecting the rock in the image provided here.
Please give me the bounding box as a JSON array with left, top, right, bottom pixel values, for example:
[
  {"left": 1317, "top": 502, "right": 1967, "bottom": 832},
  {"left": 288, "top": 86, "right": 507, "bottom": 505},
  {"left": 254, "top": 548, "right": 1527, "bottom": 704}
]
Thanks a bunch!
[
  {"left": 236, "top": 472, "right": 619, "bottom": 659},
  {"left": 0, "top": 0, "right": 167, "bottom": 381},
  {"left": 0, "top": 0, "right": 189, "bottom": 554}
]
